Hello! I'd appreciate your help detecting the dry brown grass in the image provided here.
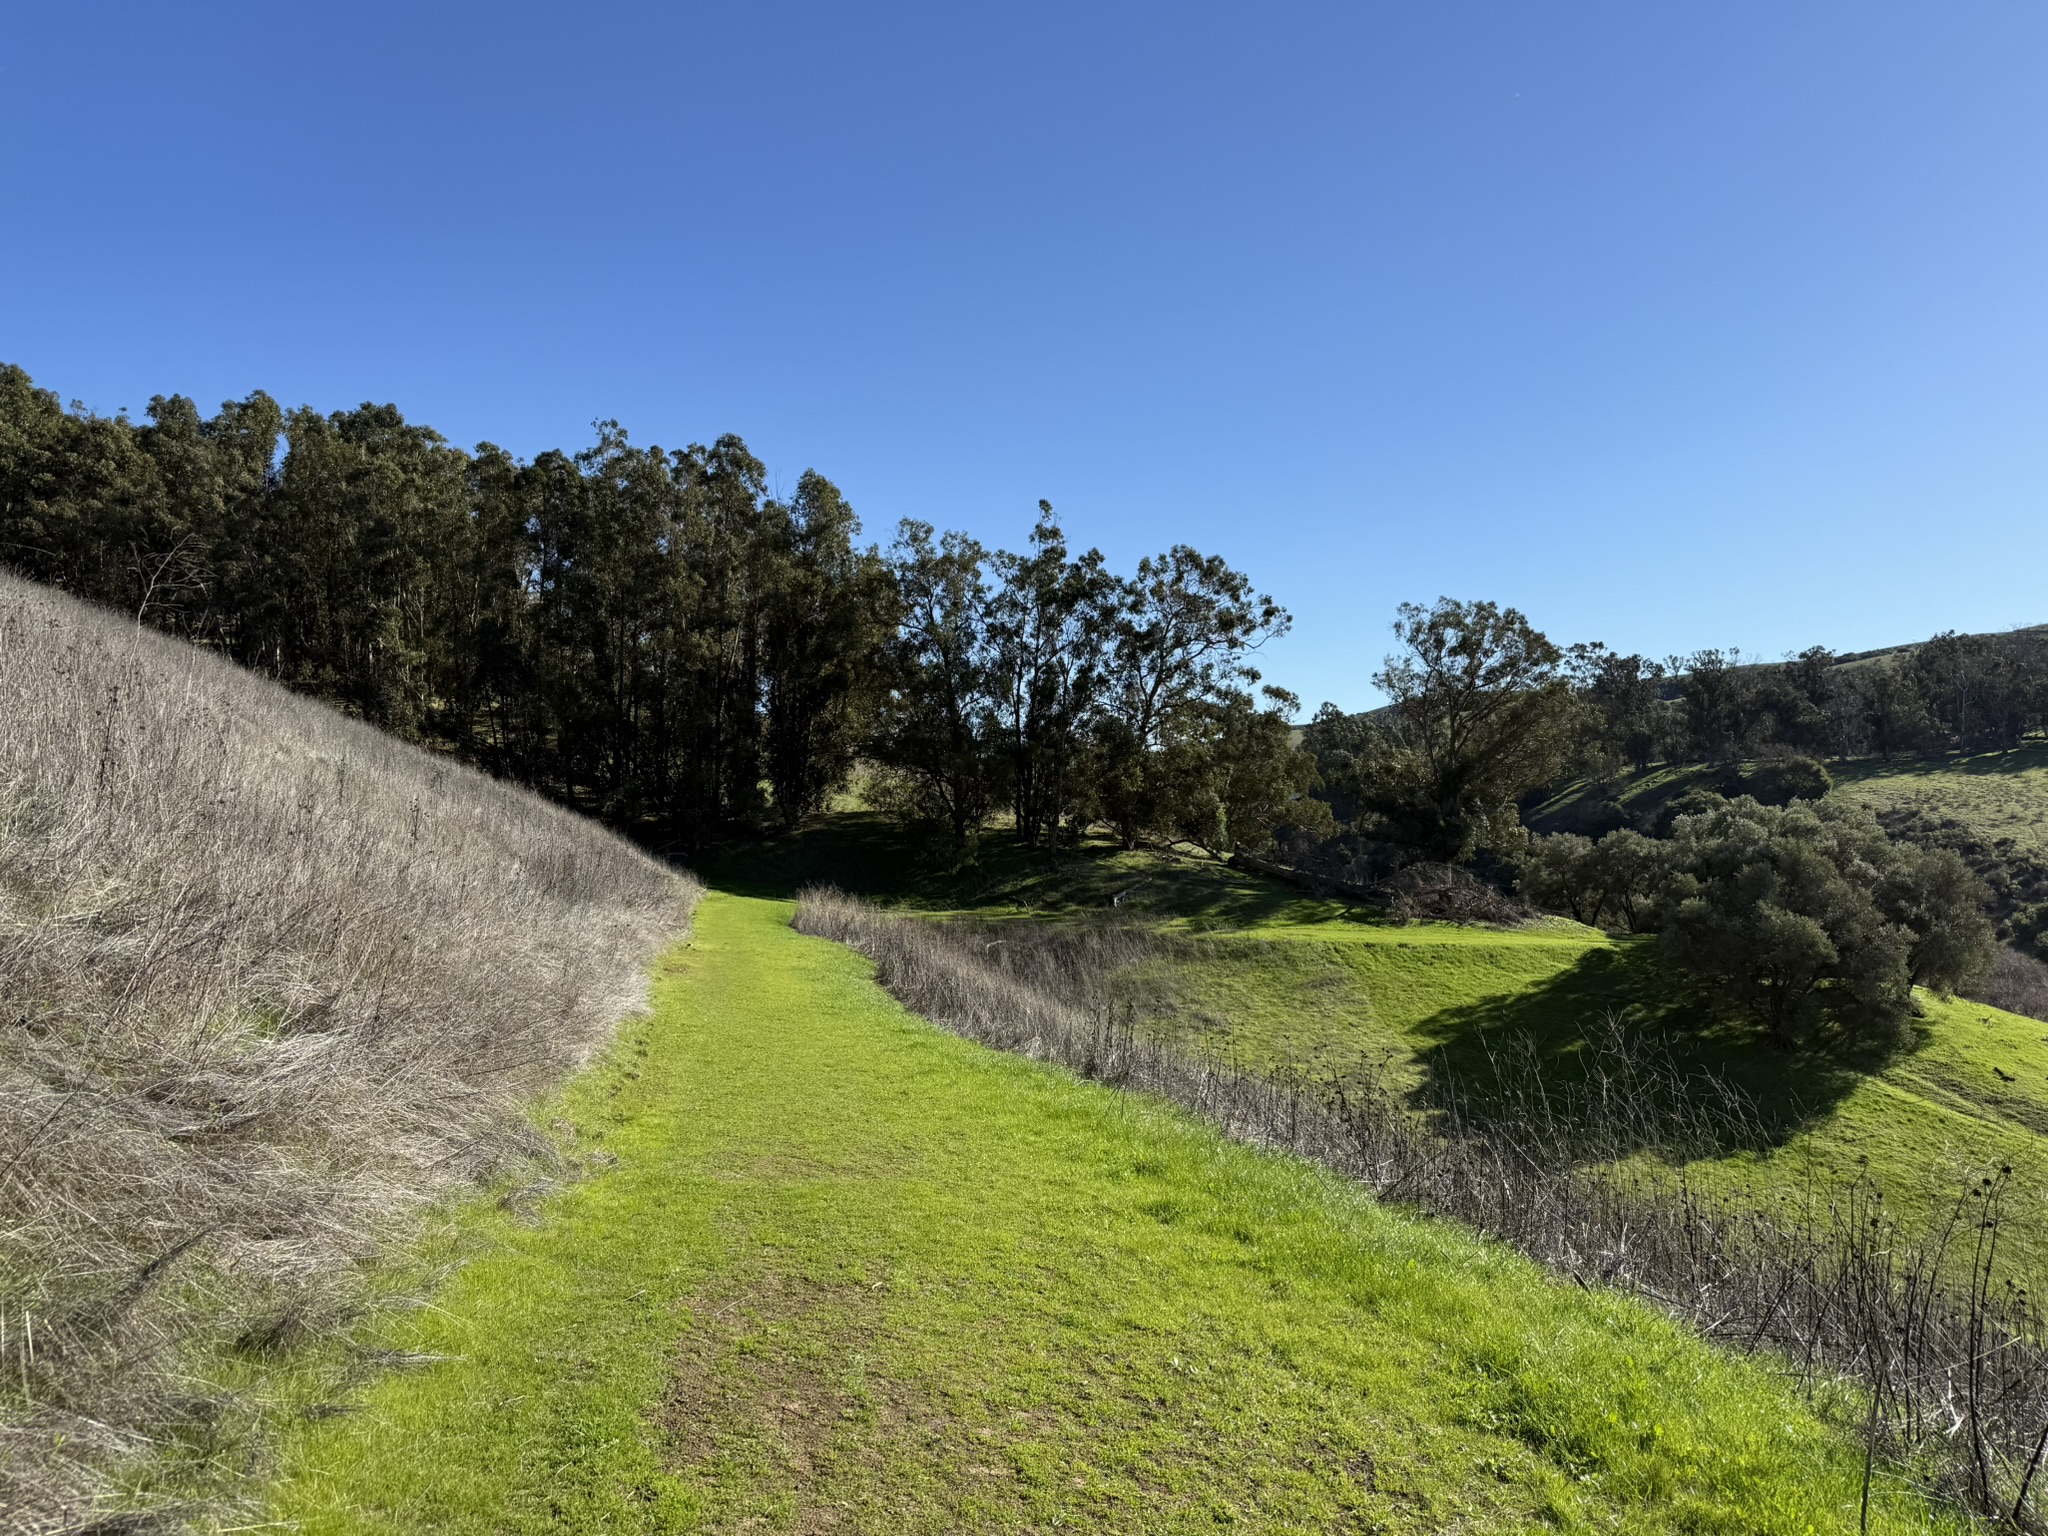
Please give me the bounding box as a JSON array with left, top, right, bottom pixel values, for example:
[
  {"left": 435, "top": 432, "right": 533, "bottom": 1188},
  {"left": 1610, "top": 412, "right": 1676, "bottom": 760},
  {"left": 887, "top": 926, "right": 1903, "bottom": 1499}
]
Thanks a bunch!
[{"left": 0, "top": 573, "right": 697, "bottom": 1531}]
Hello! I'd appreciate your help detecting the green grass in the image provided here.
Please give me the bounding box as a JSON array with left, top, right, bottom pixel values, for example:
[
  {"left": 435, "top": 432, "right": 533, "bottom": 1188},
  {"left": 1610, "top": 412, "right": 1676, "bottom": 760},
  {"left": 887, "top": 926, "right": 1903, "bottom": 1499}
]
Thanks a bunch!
[
  {"left": 1524, "top": 763, "right": 1713, "bottom": 837},
  {"left": 1121, "top": 925, "right": 2048, "bottom": 1273},
  {"left": 708, "top": 810, "right": 2048, "bottom": 1270},
  {"left": 700, "top": 808, "right": 1605, "bottom": 944},
  {"left": 1829, "top": 742, "right": 2048, "bottom": 855},
  {"left": 1529, "top": 744, "right": 2048, "bottom": 857},
  {"left": 695, "top": 809, "right": 1371, "bottom": 928},
  {"left": 272, "top": 893, "right": 1952, "bottom": 1534}
]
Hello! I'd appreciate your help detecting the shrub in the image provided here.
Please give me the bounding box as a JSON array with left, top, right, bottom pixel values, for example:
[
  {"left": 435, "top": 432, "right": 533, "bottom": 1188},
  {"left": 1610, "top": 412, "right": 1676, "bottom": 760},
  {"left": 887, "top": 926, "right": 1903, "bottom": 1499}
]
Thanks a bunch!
[
  {"left": 2015, "top": 900, "right": 2048, "bottom": 959},
  {"left": 1878, "top": 844, "right": 1996, "bottom": 994},
  {"left": 1518, "top": 828, "right": 1668, "bottom": 932},
  {"left": 1658, "top": 797, "right": 1989, "bottom": 1050},
  {"left": 1519, "top": 833, "right": 1603, "bottom": 923},
  {"left": 1740, "top": 755, "right": 1834, "bottom": 806},
  {"left": 1589, "top": 828, "right": 1669, "bottom": 932}
]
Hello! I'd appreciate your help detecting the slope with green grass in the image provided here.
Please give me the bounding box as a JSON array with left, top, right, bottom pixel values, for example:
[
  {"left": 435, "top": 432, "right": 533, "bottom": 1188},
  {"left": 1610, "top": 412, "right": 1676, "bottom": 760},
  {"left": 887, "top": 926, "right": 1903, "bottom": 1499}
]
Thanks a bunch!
[
  {"left": 1147, "top": 930, "right": 2048, "bottom": 1269},
  {"left": 274, "top": 893, "right": 1950, "bottom": 1534},
  {"left": 1829, "top": 743, "right": 2048, "bottom": 855},
  {"left": 1528, "top": 745, "right": 2048, "bottom": 858},
  {"left": 721, "top": 812, "right": 2048, "bottom": 1276}
]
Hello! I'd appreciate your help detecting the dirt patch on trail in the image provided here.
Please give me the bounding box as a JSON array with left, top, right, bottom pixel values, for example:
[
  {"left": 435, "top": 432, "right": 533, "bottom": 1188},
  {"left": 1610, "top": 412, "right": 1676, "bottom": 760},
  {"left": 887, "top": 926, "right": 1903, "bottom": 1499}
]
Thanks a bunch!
[
  {"left": 661, "top": 1270, "right": 988, "bottom": 1530},
  {"left": 664, "top": 1273, "right": 877, "bottom": 1471},
  {"left": 661, "top": 1272, "right": 1058, "bottom": 1530}
]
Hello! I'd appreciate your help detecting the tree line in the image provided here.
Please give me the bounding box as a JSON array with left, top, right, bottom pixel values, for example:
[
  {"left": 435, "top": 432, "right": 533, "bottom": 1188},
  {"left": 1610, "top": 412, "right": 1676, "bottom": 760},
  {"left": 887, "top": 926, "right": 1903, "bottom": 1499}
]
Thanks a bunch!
[
  {"left": 0, "top": 363, "right": 1311, "bottom": 854},
  {"left": 1557, "top": 629, "right": 2048, "bottom": 774},
  {"left": 2, "top": 363, "right": 2023, "bottom": 1049},
  {"left": 1299, "top": 599, "right": 2048, "bottom": 876}
]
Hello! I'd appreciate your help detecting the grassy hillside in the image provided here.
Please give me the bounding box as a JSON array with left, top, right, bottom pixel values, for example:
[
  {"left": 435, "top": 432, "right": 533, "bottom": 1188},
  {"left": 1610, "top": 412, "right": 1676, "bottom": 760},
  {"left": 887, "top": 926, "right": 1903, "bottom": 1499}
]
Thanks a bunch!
[
  {"left": 1143, "top": 930, "right": 2048, "bottom": 1269},
  {"left": 273, "top": 895, "right": 1954, "bottom": 1533},
  {"left": 729, "top": 812, "right": 2048, "bottom": 1277},
  {"left": 1529, "top": 745, "right": 2048, "bottom": 859},
  {"left": 1829, "top": 742, "right": 2048, "bottom": 854},
  {"left": 0, "top": 575, "right": 696, "bottom": 1528}
]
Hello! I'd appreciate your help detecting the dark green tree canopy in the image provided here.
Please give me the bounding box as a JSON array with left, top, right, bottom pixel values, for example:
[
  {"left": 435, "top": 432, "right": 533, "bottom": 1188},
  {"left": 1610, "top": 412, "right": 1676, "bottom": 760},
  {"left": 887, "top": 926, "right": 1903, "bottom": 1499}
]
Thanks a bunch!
[
  {"left": 1359, "top": 597, "right": 1573, "bottom": 864},
  {"left": 1657, "top": 797, "right": 1990, "bottom": 1050}
]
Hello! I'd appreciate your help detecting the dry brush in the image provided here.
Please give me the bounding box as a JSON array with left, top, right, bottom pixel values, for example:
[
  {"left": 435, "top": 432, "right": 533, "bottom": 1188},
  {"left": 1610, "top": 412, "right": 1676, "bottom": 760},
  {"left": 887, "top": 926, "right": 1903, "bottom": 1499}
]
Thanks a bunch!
[{"left": 0, "top": 574, "right": 697, "bottom": 1531}]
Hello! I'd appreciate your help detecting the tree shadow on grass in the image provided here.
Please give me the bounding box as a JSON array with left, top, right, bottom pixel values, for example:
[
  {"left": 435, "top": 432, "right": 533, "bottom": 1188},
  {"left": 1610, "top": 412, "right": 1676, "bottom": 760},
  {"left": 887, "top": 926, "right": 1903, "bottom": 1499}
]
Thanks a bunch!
[
  {"left": 696, "top": 811, "right": 1390, "bottom": 932},
  {"left": 1404, "top": 941, "right": 1874, "bottom": 1159}
]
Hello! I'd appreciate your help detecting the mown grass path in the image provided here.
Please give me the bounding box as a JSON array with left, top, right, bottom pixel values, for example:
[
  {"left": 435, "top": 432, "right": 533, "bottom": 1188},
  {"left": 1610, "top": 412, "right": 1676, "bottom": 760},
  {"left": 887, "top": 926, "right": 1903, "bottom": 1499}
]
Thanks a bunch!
[{"left": 274, "top": 893, "right": 1953, "bottom": 1534}]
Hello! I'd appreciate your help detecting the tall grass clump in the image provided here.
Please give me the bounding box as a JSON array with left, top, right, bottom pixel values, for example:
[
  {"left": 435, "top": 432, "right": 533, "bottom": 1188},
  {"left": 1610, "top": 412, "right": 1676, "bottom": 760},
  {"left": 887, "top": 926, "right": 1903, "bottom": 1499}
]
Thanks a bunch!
[
  {"left": 0, "top": 574, "right": 697, "bottom": 1529},
  {"left": 796, "top": 887, "right": 2048, "bottom": 1527}
]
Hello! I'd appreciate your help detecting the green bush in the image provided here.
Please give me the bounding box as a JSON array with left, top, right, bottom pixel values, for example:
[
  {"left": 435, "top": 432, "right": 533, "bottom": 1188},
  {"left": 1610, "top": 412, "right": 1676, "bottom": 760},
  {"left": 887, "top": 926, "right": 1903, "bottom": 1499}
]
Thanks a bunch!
[
  {"left": 1659, "top": 797, "right": 1989, "bottom": 1050},
  {"left": 1519, "top": 829, "right": 1668, "bottom": 931}
]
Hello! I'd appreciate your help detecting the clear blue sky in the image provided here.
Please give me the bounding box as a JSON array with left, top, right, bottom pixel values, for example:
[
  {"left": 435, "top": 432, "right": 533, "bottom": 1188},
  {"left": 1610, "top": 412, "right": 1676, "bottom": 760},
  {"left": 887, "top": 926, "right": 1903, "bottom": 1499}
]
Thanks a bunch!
[{"left": 4, "top": 3, "right": 2043, "bottom": 710}]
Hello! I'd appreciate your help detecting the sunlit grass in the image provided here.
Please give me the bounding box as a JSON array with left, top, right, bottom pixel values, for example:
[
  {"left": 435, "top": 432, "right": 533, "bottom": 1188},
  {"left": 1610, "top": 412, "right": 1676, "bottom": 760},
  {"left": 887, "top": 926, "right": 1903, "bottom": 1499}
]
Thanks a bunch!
[
  {"left": 1831, "top": 743, "right": 2048, "bottom": 854},
  {"left": 272, "top": 894, "right": 1951, "bottom": 1533}
]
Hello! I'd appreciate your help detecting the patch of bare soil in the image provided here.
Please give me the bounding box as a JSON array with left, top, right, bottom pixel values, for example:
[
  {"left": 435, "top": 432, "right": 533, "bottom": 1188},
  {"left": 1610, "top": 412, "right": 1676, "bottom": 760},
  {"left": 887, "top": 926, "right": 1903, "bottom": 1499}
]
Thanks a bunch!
[
  {"left": 666, "top": 1275, "right": 865, "bottom": 1468},
  {"left": 662, "top": 1272, "right": 944, "bottom": 1530}
]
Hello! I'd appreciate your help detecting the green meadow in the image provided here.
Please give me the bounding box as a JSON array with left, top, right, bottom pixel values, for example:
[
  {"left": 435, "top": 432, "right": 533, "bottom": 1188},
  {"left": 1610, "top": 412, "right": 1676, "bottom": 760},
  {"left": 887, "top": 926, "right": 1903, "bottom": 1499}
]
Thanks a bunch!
[
  {"left": 1830, "top": 742, "right": 2048, "bottom": 854},
  {"left": 271, "top": 894, "right": 1952, "bottom": 1534}
]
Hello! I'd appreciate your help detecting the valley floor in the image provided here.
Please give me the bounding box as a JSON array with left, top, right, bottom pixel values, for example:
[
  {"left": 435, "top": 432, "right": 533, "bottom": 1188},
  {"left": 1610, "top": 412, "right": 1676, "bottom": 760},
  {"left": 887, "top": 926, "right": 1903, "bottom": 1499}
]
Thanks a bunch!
[{"left": 274, "top": 894, "right": 1950, "bottom": 1533}]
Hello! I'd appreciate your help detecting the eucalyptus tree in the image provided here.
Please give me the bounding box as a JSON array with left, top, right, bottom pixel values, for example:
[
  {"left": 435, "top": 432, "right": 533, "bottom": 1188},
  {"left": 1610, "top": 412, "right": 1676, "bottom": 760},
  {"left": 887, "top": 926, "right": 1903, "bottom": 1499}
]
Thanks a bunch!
[
  {"left": 1568, "top": 643, "right": 1667, "bottom": 774},
  {"left": 870, "top": 520, "right": 1001, "bottom": 856},
  {"left": 986, "top": 503, "right": 1114, "bottom": 848},
  {"left": 1362, "top": 597, "right": 1572, "bottom": 863},
  {"left": 1092, "top": 544, "right": 1288, "bottom": 849},
  {"left": 1161, "top": 685, "right": 1331, "bottom": 856},
  {"left": 133, "top": 388, "right": 283, "bottom": 639},
  {"left": 760, "top": 471, "right": 897, "bottom": 825},
  {"left": 237, "top": 401, "right": 473, "bottom": 736}
]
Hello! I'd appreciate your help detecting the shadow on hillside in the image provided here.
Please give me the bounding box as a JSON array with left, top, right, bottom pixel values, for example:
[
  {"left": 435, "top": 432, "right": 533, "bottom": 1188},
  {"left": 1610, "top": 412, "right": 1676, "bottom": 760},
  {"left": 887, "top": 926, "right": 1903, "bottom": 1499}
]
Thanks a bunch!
[
  {"left": 695, "top": 811, "right": 1385, "bottom": 931},
  {"left": 1404, "top": 943, "right": 1868, "bottom": 1159},
  {"left": 692, "top": 812, "right": 912, "bottom": 900}
]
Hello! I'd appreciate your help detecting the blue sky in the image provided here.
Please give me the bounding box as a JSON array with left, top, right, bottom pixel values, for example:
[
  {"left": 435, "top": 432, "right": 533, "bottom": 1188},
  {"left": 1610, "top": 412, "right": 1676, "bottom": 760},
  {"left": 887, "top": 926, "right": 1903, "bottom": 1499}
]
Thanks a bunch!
[{"left": 4, "top": 3, "right": 2044, "bottom": 710}]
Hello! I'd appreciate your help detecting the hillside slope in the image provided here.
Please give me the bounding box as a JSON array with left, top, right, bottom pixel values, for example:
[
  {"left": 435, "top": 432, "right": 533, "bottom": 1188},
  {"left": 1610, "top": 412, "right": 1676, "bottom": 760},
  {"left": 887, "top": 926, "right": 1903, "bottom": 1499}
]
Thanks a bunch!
[
  {"left": 1829, "top": 743, "right": 2048, "bottom": 854},
  {"left": 1528, "top": 747, "right": 2048, "bottom": 861},
  {"left": 0, "top": 574, "right": 696, "bottom": 1528},
  {"left": 723, "top": 814, "right": 2048, "bottom": 1273},
  {"left": 1140, "top": 928, "right": 2048, "bottom": 1269}
]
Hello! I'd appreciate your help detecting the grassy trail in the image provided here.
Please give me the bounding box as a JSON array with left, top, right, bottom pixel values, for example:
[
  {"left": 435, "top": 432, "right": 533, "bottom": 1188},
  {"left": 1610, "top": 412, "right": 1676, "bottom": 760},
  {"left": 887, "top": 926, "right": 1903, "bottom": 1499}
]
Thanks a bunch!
[{"left": 274, "top": 893, "right": 1953, "bottom": 1534}]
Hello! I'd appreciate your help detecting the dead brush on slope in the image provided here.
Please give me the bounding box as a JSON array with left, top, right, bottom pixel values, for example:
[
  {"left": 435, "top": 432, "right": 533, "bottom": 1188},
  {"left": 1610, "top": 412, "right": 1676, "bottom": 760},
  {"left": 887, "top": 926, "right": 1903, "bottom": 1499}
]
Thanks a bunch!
[
  {"left": 797, "top": 886, "right": 2048, "bottom": 1529},
  {"left": 0, "top": 573, "right": 697, "bottom": 1531},
  {"left": 1972, "top": 947, "right": 2048, "bottom": 1024}
]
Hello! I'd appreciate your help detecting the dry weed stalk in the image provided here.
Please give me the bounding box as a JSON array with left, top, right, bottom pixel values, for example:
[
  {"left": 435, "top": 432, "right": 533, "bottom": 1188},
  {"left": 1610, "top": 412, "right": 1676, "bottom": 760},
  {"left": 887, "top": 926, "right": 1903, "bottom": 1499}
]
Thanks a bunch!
[
  {"left": 797, "top": 886, "right": 2048, "bottom": 1528},
  {"left": 0, "top": 574, "right": 697, "bottom": 1531}
]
